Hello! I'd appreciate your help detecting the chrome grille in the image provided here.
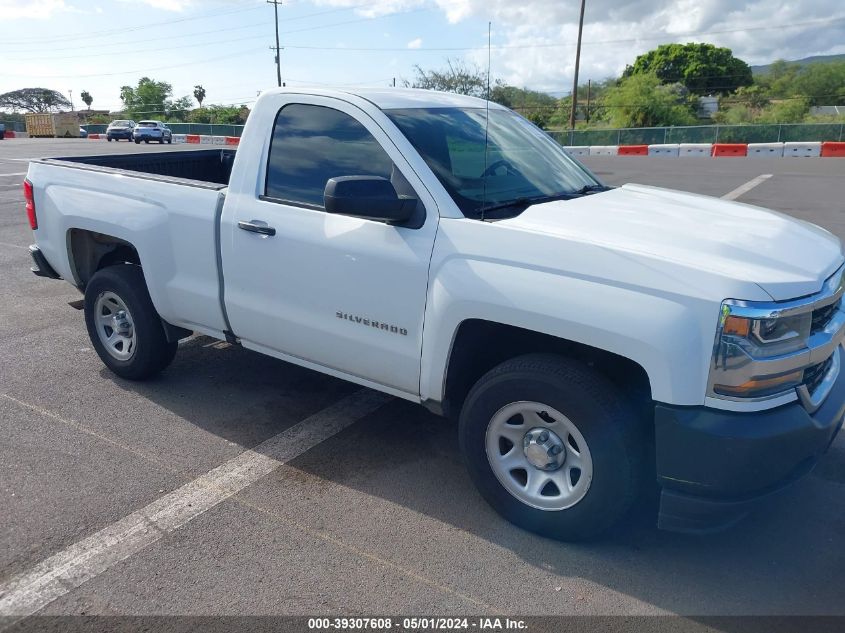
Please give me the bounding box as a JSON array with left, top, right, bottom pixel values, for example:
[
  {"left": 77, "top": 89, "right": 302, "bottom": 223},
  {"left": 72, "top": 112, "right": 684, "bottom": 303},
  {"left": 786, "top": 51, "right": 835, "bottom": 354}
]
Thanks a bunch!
[
  {"left": 811, "top": 298, "right": 841, "bottom": 334},
  {"left": 803, "top": 355, "right": 834, "bottom": 395}
]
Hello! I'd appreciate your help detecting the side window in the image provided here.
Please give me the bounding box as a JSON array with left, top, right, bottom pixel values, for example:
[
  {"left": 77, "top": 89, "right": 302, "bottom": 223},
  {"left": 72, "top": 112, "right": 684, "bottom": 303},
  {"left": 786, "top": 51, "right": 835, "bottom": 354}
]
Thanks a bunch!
[{"left": 265, "top": 103, "right": 394, "bottom": 208}]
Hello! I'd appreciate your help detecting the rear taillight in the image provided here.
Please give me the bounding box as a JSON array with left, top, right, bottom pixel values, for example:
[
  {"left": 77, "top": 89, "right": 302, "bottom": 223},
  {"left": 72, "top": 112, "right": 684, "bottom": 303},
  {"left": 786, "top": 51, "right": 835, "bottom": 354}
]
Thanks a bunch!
[{"left": 23, "top": 179, "right": 37, "bottom": 230}]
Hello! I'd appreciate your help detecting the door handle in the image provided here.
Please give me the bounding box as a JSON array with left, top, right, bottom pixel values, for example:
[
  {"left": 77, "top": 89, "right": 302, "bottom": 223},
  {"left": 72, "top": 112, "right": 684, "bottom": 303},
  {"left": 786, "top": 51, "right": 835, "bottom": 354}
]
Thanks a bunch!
[{"left": 238, "top": 220, "right": 276, "bottom": 236}]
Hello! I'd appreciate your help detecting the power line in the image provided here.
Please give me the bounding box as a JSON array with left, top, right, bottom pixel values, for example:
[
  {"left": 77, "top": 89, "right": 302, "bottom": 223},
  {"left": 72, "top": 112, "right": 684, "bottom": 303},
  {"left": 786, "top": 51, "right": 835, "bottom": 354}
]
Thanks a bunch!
[
  {"left": 0, "top": 1, "right": 261, "bottom": 45},
  {"left": 2, "top": 7, "right": 430, "bottom": 62}
]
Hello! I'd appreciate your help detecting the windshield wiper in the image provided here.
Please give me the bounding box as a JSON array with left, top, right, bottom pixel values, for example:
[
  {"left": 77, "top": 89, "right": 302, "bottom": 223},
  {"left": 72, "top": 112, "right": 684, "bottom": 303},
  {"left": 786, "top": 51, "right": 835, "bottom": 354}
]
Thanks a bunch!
[
  {"left": 477, "top": 186, "right": 608, "bottom": 215},
  {"left": 573, "top": 184, "right": 610, "bottom": 195}
]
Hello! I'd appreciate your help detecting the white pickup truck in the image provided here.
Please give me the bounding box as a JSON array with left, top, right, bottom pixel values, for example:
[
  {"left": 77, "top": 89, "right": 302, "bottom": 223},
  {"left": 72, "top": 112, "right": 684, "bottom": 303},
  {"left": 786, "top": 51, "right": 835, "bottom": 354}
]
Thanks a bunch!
[{"left": 24, "top": 88, "right": 845, "bottom": 539}]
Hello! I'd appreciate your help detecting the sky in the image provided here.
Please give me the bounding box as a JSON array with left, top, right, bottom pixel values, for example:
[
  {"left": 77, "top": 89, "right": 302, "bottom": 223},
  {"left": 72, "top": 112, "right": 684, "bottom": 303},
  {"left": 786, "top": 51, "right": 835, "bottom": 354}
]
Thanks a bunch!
[{"left": 2, "top": 0, "right": 845, "bottom": 113}]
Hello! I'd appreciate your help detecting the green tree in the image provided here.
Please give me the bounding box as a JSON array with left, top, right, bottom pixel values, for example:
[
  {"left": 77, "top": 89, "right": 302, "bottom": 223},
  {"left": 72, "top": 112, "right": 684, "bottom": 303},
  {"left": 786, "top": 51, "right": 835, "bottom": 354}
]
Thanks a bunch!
[
  {"left": 791, "top": 61, "right": 845, "bottom": 106},
  {"left": 603, "top": 73, "right": 697, "bottom": 127},
  {"left": 405, "top": 59, "right": 489, "bottom": 97},
  {"left": 166, "top": 96, "right": 194, "bottom": 122},
  {"left": 119, "top": 77, "right": 172, "bottom": 119},
  {"left": 755, "top": 98, "right": 811, "bottom": 123},
  {"left": 80, "top": 90, "right": 93, "bottom": 110},
  {"left": 490, "top": 85, "right": 558, "bottom": 127},
  {"left": 624, "top": 43, "right": 753, "bottom": 95},
  {"left": 193, "top": 85, "right": 206, "bottom": 107},
  {"left": 0, "top": 88, "right": 72, "bottom": 112}
]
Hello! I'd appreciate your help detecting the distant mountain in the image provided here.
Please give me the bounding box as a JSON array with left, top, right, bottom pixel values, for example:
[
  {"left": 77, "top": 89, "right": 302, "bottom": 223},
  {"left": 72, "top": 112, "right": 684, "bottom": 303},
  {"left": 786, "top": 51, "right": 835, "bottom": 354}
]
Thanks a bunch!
[{"left": 751, "top": 53, "right": 845, "bottom": 74}]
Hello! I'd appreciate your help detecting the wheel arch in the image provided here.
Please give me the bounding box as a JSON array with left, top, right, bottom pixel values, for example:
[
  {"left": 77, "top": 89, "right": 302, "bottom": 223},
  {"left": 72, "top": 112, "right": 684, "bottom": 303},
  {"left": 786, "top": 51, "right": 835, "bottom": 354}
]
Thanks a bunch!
[
  {"left": 67, "top": 228, "right": 142, "bottom": 289},
  {"left": 435, "top": 319, "right": 653, "bottom": 420}
]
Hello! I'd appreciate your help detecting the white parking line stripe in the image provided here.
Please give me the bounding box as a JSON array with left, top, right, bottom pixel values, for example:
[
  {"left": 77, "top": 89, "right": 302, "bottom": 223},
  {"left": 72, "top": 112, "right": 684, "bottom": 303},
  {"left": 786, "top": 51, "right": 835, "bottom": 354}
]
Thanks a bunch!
[
  {"left": 0, "top": 389, "right": 391, "bottom": 618},
  {"left": 721, "top": 174, "right": 772, "bottom": 201},
  {"left": 0, "top": 172, "right": 27, "bottom": 178}
]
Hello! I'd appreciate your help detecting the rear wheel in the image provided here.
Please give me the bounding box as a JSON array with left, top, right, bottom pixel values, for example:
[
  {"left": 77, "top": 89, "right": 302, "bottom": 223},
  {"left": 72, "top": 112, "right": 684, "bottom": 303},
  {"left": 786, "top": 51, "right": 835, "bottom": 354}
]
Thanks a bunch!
[
  {"left": 134, "top": 139, "right": 140, "bottom": 144},
  {"left": 84, "top": 265, "right": 177, "bottom": 380},
  {"left": 107, "top": 137, "right": 112, "bottom": 142},
  {"left": 459, "top": 354, "right": 645, "bottom": 541}
]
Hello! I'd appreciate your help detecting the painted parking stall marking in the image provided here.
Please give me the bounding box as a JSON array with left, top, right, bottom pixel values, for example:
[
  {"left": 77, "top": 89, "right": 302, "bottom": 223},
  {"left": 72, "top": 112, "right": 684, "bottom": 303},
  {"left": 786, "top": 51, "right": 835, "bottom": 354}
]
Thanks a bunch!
[
  {"left": 0, "top": 389, "right": 391, "bottom": 618},
  {"left": 721, "top": 174, "right": 773, "bottom": 201}
]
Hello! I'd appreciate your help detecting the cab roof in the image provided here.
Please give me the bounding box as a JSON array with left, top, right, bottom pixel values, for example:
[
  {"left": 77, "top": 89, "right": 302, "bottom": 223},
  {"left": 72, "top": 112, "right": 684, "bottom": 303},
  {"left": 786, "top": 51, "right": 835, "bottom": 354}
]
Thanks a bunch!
[{"left": 262, "top": 86, "right": 507, "bottom": 111}]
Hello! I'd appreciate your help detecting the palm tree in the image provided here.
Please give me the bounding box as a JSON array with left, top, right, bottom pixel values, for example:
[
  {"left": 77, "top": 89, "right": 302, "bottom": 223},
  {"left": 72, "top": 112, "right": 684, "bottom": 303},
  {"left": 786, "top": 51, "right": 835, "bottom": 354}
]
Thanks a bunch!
[{"left": 193, "top": 85, "right": 206, "bottom": 108}]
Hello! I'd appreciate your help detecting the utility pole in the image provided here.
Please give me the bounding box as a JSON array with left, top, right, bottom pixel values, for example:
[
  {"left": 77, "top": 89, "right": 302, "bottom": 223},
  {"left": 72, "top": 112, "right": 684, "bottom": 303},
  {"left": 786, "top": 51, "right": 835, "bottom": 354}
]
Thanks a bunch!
[
  {"left": 268, "top": 0, "right": 282, "bottom": 87},
  {"left": 586, "top": 79, "right": 591, "bottom": 124},
  {"left": 568, "top": 0, "right": 586, "bottom": 129},
  {"left": 68, "top": 90, "right": 74, "bottom": 112}
]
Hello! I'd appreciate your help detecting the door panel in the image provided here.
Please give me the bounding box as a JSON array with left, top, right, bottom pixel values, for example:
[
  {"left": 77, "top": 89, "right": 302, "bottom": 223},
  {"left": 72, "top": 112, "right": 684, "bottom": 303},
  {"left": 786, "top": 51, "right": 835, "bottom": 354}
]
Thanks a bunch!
[{"left": 221, "top": 97, "right": 439, "bottom": 395}]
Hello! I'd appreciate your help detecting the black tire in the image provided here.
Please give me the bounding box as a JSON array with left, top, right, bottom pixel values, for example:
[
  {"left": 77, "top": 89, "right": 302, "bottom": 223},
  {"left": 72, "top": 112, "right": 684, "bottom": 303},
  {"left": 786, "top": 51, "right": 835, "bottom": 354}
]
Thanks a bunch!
[
  {"left": 144, "top": 139, "right": 149, "bottom": 144},
  {"left": 166, "top": 138, "right": 172, "bottom": 144},
  {"left": 134, "top": 139, "right": 141, "bottom": 144},
  {"left": 107, "top": 137, "right": 112, "bottom": 142},
  {"left": 84, "top": 265, "right": 177, "bottom": 380},
  {"left": 459, "top": 354, "right": 645, "bottom": 541}
]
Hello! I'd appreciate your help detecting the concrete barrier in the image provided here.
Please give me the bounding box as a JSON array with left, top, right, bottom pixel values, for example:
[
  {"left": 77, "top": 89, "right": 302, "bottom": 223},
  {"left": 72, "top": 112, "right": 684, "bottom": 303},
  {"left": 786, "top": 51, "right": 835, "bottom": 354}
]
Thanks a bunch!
[
  {"left": 563, "top": 146, "right": 590, "bottom": 156},
  {"left": 747, "top": 142, "right": 784, "bottom": 157},
  {"left": 225, "top": 136, "right": 240, "bottom": 146},
  {"left": 648, "top": 144, "right": 680, "bottom": 157},
  {"left": 783, "top": 142, "right": 821, "bottom": 157},
  {"left": 186, "top": 134, "right": 201, "bottom": 144},
  {"left": 712, "top": 143, "right": 747, "bottom": 157},
  {"left": 171, "top": 134, "right": 187, "bottom": 144},
  {"left": 821, "top": 142, "right": 845, "bottom": 157},
  {"left": 589, "top": 145, "right": 618, "bottom": 156},
  {"left": 199, "top": 135, "right": 214, "bottom": 145},
  {"left": 618, "top": 145, "right": 649, "bottom": 156},
  {"left": 212, "top": 136, "right": 227, "bottom": 146},
  {"left": 678, "top": 143, "right": 712, "bottom": 157},
  {"left": 3, "top": 130, "right": 15, "bottom": 139}
]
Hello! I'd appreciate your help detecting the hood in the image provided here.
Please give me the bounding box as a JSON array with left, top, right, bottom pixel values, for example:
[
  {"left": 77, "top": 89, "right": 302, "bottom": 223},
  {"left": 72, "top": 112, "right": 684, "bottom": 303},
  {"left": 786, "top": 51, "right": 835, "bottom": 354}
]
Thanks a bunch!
[{"left": 502, "top": 183, "right": 844, "bottom": 301}]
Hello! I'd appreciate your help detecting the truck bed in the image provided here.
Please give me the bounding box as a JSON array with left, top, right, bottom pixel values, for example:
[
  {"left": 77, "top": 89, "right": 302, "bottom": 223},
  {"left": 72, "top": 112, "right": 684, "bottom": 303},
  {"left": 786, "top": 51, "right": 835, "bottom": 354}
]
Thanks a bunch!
[{"left": 41, "top": 149, "right": 236, "bottom": 188}]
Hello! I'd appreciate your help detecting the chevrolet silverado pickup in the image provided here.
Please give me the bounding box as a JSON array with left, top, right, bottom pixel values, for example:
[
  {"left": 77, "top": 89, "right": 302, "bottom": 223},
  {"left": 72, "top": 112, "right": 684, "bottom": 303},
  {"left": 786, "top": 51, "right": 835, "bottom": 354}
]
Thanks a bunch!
[{"left": 24, "top": 88, "right": 845, "bottom": 539}]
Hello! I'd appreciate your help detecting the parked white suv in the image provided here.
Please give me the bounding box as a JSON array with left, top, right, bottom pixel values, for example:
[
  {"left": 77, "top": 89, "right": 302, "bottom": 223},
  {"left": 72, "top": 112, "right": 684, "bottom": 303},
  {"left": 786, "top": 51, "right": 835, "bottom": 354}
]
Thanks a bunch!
[{"left": 133, "top": 120, "right": 172, "bottom": 144}]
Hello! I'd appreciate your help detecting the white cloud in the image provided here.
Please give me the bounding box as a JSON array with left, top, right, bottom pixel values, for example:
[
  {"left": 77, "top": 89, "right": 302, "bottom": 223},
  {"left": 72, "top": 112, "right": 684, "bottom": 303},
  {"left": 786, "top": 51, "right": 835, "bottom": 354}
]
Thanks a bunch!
[
  {"left": 407, "top": 37, "right": 423, "bottom": 49},
  {"left": 118, "top": 0, "right": 193, "bottom": 11},
  {"left": 460, "top": 0, "right": 845, "bottom": 90},
  {"left": 311, "top": 0, "right": 845, "bottom": 91},
  {"left": 0, "top": 0, "right": 68, "bottom": 19}
]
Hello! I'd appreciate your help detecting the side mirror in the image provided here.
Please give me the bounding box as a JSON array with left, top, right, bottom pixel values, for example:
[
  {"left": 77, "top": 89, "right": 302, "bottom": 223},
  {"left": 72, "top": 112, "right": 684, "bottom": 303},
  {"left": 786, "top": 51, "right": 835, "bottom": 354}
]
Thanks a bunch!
[{"left": 324, "top": 176, "right": 415, "bottom": 225}]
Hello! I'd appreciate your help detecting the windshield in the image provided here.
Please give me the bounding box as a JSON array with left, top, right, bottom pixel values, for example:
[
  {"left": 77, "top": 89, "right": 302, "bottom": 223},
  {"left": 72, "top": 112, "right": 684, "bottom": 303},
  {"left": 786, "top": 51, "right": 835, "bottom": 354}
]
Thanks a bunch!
[
  {"left": 110, "top": 120, "right": 131, "bottom": 127},
  {"left": 138, "top": 121, "right": 159, "bottom": 127},
  {"left": 386, "top": 107, "right": 601, "bottom": 217}
]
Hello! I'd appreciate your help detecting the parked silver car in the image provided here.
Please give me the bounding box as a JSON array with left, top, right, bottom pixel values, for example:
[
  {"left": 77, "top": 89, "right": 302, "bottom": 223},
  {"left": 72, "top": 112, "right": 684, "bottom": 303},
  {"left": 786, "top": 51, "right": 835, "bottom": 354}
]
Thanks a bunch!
[{"left": 133, "top": 120, "right": 172, "bottom": 144}]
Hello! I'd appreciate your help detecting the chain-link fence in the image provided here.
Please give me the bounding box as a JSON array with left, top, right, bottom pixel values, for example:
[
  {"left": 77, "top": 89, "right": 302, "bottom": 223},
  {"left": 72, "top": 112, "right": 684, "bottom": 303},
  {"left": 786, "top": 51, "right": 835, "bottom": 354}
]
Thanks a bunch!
[
  {"left": 82, "top": 123, "right": 246, "bottom": 136},
  {"left": 74, "top": 121, "right": 845, "bottom": 144},
  {"left": 548, "top": 123, "right": 845, "bottom": 146}
]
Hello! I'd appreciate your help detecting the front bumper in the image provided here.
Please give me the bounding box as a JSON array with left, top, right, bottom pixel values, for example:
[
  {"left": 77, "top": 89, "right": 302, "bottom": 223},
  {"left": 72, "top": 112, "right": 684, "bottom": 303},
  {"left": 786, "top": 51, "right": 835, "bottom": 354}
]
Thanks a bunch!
[
  {"left": 655, "top": 345, "right": 845, "bottom": 533},
  {"left": 107, "top": 129, "right": 133, "bottom": 139}
]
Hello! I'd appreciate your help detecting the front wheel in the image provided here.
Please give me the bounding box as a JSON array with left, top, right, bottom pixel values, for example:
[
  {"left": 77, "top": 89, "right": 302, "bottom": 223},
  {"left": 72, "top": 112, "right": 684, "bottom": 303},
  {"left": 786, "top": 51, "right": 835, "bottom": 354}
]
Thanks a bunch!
[
  {"left": 134, "top": 139, "right": 141, "bottom": 144},
  {"left": 459, "top": 354, "right": 645, "bottom": 541},
  {"left": 84, "top": 265, "right": 177, "bottom": 380},
  {"left": 107, "top": 137, "right": 113, "bottom": 142}
]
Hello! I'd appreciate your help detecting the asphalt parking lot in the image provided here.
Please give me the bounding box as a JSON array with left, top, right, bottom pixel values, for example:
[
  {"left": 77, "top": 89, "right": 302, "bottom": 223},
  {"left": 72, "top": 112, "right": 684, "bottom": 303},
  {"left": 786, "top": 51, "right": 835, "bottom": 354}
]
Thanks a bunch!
[{"left": 1, "top": 139, "right": 844, "bottom": 625}]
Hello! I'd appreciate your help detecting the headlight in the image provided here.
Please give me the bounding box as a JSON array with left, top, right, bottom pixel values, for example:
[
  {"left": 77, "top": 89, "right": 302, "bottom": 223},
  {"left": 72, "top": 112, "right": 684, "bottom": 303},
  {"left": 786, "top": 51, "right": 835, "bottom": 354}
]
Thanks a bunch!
[
  {"left": 710, "top": 304, "right": 814, "bottom": 400},
  {"left": 708, "top": 267, "right": 845, "bottom": 406}
]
